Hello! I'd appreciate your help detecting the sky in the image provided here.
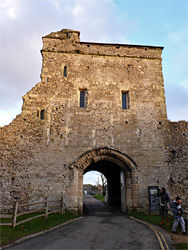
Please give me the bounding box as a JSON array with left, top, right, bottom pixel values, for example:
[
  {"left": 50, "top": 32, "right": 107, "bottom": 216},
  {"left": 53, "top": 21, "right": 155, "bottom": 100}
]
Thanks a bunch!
[
  {"left": 0, "top": 0, "right": 188, "bottom": 184},
  {"left": 84, "top": 171, "right": 104, "bottom": 186}
]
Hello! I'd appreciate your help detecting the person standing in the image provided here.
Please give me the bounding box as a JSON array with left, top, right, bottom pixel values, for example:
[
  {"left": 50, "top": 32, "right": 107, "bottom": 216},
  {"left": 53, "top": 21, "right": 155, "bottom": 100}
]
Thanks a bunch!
[
  {"left": 172, "top": 197, "right": 187, "bottom": 235},
  {"left": 157, "top": 187, "right": 171, "bottom": 226}
]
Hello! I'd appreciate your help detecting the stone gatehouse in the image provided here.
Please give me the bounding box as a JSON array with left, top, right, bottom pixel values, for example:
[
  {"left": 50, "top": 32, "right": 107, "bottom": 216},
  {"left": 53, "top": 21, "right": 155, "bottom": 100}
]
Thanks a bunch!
[{"left": 0, "top": 29, "right": 187, "bottom": 213}]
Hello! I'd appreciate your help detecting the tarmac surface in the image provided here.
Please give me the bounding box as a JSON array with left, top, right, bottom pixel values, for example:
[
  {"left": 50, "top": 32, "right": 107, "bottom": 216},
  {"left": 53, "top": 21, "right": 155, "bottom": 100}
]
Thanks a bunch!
[{"left": 6, "top": 195, "right": 174, "bottom": 250}]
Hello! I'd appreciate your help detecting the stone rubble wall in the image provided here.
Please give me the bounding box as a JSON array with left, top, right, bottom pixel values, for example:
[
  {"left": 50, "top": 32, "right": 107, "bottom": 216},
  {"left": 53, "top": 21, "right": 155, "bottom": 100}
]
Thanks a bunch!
[
  {"left": 165, "top": 121, "right": 188, "bottom": 207},
  {"left": 0, "top": 29, "right": 187, "bottom": 213}
]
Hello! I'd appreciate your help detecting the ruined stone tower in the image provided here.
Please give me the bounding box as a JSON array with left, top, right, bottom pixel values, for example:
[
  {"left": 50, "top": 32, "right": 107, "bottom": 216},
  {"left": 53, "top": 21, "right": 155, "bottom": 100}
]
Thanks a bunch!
[{"left": 0, "top": 29, "right": 187, "bottom": 213}]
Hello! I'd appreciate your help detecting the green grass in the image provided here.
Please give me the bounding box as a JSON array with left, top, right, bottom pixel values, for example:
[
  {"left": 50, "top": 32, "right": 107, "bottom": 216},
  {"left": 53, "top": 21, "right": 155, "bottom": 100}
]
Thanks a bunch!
[
  {"left": 0, "top": 212, "right": 44, "bottom": 224},
  {"left": 94, "top": 194, "right": 105, "bottom": 202},
  {"left": 176, "top": 243, "right": 188, "bottom": 250},
  {"left": 128, "top": 213, "right": 175, "bottom": 232},
  {"left": 129, "top": 213, "right": 188, "bottom": 250},
  {"left": 0, "top": 217, "right": 11, "bottom": 223},
  {"left": 0, "top": 213, "right": 80, "bottom": 247}
]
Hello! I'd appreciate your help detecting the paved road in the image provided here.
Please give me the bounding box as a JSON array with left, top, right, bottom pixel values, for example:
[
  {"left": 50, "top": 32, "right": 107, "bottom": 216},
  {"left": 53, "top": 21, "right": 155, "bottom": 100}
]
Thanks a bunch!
[{"left": 6, "top": 195, "right": 174, "bottom": 250}]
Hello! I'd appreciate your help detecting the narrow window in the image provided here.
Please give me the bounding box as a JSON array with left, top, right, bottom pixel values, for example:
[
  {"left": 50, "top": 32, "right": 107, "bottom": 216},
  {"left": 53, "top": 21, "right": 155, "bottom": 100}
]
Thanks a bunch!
[
  {"left": 122, "top": 92, "right": 129, "bottom": 109},
  {"left": 67, "top": 32, "right": 72, "bottom": 39},
  {"left": 40, "top": 110, "right": 45, "bottom": 120},
  {"left": 63, "top": 66, "right": 67, "bottom": 77},
  {"left": 80, "top": 90, "right": 86, "bottom": 108}
]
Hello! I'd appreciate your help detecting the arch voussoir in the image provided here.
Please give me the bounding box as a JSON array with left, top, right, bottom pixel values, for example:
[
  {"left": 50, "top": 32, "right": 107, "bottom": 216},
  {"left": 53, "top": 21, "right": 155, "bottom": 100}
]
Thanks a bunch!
[
  {"left": 70, "top": 147, "right": 140, "bottom": 214},
  {"left": 70, "top": 147, "right": 137, "bottom": 172}
]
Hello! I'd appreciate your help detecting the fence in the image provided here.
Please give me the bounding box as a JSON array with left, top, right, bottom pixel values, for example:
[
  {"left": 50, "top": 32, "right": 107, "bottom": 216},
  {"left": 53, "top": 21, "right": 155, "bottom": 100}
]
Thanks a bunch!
[{"left": 0, "top": 197, "right": 65, "bottom": 227}]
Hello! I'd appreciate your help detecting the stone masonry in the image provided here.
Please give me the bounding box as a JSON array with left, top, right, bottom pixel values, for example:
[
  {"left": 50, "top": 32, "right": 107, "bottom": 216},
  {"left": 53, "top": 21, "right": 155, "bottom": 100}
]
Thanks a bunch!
[{"left": 0, "top": 29, "right": 187, "bottom": 213}]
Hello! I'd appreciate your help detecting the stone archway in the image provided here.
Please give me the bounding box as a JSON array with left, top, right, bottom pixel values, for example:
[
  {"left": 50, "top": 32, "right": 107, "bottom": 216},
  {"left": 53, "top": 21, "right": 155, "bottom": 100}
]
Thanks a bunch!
[{"left": 69, "top": 147, "right": 139, "bottom": 214}]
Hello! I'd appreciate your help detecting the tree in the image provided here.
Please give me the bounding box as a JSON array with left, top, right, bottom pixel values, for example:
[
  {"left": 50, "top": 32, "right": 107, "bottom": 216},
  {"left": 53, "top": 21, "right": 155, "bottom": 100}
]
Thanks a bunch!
[{"left": 100, "top": 174, "right": 107, "bottom": 196}]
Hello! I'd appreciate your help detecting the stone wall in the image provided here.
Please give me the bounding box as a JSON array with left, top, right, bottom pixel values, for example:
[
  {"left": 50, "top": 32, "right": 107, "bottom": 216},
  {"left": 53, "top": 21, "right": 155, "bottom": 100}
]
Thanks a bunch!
[
  {"left": 165, "top": 121, "right": 188, "bottom": 206},
  {"left": 0, "top": 29, "right": 187, "bottom": 213}
]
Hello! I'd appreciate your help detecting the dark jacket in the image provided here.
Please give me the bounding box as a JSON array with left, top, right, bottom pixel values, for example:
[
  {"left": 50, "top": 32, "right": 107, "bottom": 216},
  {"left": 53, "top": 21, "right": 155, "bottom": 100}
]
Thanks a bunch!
[
  {"left": 157, "top": 190, "right": 170, "bottom": 205},
  {"left": 171, "top": 202, "right": 184, "bottom": 219}
]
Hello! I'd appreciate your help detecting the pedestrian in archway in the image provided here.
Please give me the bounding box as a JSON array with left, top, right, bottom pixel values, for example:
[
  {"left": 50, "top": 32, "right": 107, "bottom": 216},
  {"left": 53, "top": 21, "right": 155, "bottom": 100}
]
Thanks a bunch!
[{"left": 157, "top": 187, "right": 171, "bottom": 226}]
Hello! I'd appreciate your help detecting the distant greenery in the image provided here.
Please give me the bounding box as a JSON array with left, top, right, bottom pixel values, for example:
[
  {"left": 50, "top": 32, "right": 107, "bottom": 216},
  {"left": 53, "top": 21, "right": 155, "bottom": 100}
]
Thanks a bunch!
[
  {"left": 94, "top": 194, "right": 105, "bottom": 202},
  {"left": 0, "top": 213, "right": 80, "bottom": 247}
]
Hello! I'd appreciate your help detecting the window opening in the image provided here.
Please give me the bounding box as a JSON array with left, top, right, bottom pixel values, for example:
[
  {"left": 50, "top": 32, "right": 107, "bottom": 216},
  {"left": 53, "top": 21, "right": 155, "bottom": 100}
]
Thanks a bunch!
[
  {"left": 122, "top": 92, "right": 129, "bottom": 109},
  {"left": 63, "top": 66, "right": 67, "bottom": 77},
  {"left": 67, "top": 32, "right": 72, "bottom": 39},
  {"left": 80, "top": 90, "right": 86, "bottom": 108},
  {"left": 40, "top": 110, "right": 45, "bottom": 120}
]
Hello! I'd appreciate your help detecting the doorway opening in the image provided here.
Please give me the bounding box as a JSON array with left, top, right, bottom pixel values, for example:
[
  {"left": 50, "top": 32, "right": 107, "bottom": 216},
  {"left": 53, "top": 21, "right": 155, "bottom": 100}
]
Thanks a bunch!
[
  {"left": 83, "top": 171, "right": 107, "bottom": 196},
  {"left": 69, "top": 147, "right": 139, "bottom": 214},
  {"left": 83, "top": 160, "right": 125, "bottom": 211}
]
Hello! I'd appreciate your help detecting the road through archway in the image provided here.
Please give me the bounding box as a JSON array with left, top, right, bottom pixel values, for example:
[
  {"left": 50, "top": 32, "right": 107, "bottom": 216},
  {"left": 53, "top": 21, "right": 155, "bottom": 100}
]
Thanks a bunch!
[
  {"left": 70, "top": 147, "right": 140, "bottom": 214},
  {"left": 6, "top": 195, "right": 174, "bottom": 250}
]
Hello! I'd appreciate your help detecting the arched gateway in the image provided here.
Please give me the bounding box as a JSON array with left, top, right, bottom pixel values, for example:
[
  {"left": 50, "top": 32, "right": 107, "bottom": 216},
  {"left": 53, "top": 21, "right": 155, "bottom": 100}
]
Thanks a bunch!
[
  {"left": 1, "top": 29, "right": 187, "bottom": 214},
  {"left": 69, "top": 147, "right": 139, "bottom": 214}
]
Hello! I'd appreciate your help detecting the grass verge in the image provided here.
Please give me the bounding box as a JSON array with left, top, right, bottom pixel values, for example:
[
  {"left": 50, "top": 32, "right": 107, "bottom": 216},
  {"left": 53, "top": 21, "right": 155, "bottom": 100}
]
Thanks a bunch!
[
  {"left": 0, "top": 213, "right": 80, "bottom": 247},
  {"left": 93, "top": 194, "right": 105, "bottom": 202},
  {"left": 129, "top": 213, "right": 188, "bottom": 250},
  {"left": 128, "top": 213, "right": 174, "bottom": 232},
  {"left": 175, "top": 243, "right": 188, "bottom": 250}
]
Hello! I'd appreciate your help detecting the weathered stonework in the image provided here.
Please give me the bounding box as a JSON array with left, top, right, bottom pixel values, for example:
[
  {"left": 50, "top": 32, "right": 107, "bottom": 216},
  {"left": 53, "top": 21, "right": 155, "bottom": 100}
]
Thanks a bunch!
[
  {"left": 0, "top": 29, "right": 187, "bottom": 213},
  {"left": 165, "top": 121, "right": 188, "bottom": 204}
]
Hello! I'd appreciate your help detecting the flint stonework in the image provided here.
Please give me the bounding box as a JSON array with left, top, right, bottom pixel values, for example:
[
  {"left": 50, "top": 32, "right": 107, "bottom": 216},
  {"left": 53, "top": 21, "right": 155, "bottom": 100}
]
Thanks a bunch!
[{"left": 0, "top": 29, "right": 187, "bottom": 213}]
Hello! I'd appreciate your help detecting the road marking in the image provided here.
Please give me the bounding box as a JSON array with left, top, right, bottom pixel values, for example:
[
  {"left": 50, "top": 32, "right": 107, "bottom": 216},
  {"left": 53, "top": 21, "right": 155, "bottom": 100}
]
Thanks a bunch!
[
  {"left": 131, "top": 217, "right": 165, "bottom": 250},
  {"left": 149, "top": 223, "right": 170, "bottom": 250},
  {"left": 130, "top": 216, "right": 169, "bottom": 250}
]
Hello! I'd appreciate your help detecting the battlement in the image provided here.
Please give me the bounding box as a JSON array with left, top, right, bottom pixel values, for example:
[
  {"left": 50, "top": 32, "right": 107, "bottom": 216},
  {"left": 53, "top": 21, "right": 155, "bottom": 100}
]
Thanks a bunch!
[{"left": 42, "top": 29, "right": 163, "bottom": 60}]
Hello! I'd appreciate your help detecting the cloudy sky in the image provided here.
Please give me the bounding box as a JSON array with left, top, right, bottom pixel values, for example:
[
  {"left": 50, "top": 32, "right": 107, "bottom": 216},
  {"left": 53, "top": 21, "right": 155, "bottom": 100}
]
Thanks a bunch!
[
  {"left": 0, "top": 0, "right": 188, "bottom": 183},
  {"left": 84, "top": 171, "right": 104, "bottom": 186}
]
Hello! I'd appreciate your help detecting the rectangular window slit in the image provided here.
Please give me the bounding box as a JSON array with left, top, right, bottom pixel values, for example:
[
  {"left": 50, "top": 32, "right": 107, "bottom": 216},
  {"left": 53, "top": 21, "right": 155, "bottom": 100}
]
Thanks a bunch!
[
  {"left": 80, "top": 90, "right": 86, "bottom": 108},
  {"left": 122, "top": 92, "right": 129, "bottom": 109},
  {"left": 40, "top": 110, "right": 45, "bottom": 120},
  {"left": 63, "top": 66, "right": 67, "bottom": 77}
]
